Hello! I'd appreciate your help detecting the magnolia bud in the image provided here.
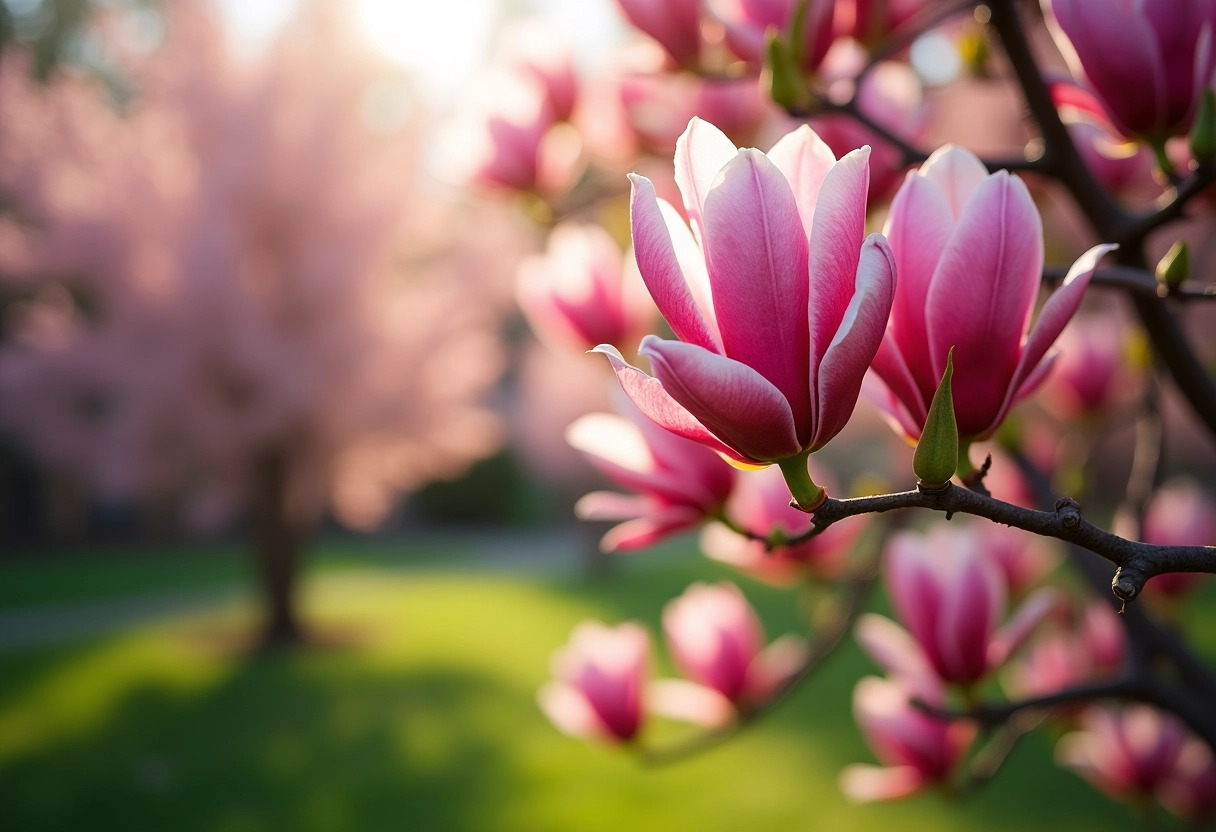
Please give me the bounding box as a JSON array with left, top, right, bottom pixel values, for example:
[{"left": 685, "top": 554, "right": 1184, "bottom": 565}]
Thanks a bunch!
[
  {"left": 1155, "top": 241, "right": 1190, "bottom": 295},
  {"left": 1190, "top": 87, "right": 1216, "bottom": 163},
  {"left": 914, "top": 348, "right": 957, "bottom": 489}
]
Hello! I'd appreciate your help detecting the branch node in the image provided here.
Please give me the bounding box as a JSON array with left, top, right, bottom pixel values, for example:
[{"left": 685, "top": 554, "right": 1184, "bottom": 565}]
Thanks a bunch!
[
  {"left": 1112, "top": 567, "right": 1141, "bottom": 603},
  {"left": 1054, "top": 497, "right": 1082, "bottom": 528}
]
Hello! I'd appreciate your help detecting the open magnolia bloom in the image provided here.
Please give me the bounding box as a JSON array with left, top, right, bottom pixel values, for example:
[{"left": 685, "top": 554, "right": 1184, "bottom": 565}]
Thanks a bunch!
[
  {"left": 868, "top": 144, "right": 1116, "bottom": 444},
  {"left": 597, "top": 117, "right": 895, "bottom": 507},
  {"left": 567, "top": 399, "right": 736, "bottom": 553}
]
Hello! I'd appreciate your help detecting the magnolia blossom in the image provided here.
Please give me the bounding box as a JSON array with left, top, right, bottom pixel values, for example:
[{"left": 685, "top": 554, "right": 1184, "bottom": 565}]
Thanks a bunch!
[
  {"left": 1040, "top": 312, "right": 1138, "bottom": 418},
  {"left": 568, "top": 400, "right": 736, "bottom": 552},
  {"left": 615, "top": 0, "right": 704, "bottom": 68},
  {"left": 1057, "top": 705, "right": 1190, "bottom": 804},
  {"left": 972, "top": 521, "right": 1059, "bottom": 597},
  {"left": 840, "top": 675, "right": 976, "bottom": 802},
  {"left": 1044, "top": 0, "right": 1216, "bottom": 140},
  {"left": 1161, "top": 738, "right": 1216, "bottom": 824},
  {"left": 599, "top": 118, "right": 895, "bottom": 504},
  {"left": 516, "top": 222, "right": 655, "bottom": 354},
  {"left": 1140, "top": 478, "right": 1216, "bottom": 598},
  {"left": 700, "top": 463, "right": 863, "bottom": 584},
  {"left": 616, "top": 70, "right": 773, "bottom": 155},
  {"left": 539, "top": 621, "right": 650, "bottom": 742},
  {"left": 857, "top": 525, "right": 1059, "bottom": 688},
  {"left": 713, "top": 0, "right": 836, "bottom": 72},
  {"left": 663, "top": 582, "right": 806, "bottom": 707},
  {"left": 1009, "top": 601, "right": 1125, "bottom": 699},
  {"left": 869, "top": 144, "right": 1115, "bottom": 443}
]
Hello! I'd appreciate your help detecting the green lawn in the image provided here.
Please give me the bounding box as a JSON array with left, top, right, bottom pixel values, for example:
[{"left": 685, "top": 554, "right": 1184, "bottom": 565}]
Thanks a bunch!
[{"left": 0, "top": 539, "right": 1157, "bottom": 831}]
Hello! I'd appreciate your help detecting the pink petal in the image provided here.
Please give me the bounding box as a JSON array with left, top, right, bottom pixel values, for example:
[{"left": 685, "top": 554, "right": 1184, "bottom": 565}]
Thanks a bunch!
[
  {"left": 647, "top": 679, "right": 736, "bottom": 727},
  {"left": 807, "top": 147, "right": 870, "bottom": 405},
  {"left": 600, "top": 507, "right": 707, "bottom": 552},
  {"left": 641, "top": 336, "right": 802, "bottom": 462},
  {"left": 936, "top": 550, "right": 1005, "bottom": 683},
  {"left": 916, "top": 144, "right": 989, "bottom": 218},
  {"left": 538, "top": 682, "right": 602, "bottom": 740},
  {"left": 854, "top": 613, "right": 936, "bottom": 689},
  {"left": 839, "top": 764, "right": 927, "bottom": 802},
  {"left": 861, "top": 368, "right": 924, "bottom": 444},
  {"left": 593, "top": 344, "right": 752, "bottom": 463},
  {"left": 882, "top": 171, "right": 954, "bottom": 396},
  {"left": 656, "top": 198, "right": 721, "bottom": 346},
  {"left": 994, "top": 243, "right": 1116, "bottom": 434},
  {"left": 701, "top": 149, "right": 812, "bottom": 434},
  {"left": 767, "top": 124, "right": 837, "bottom": 238},
  {"left": 925, "top": 171, "right": 1043, "bottom": 438},
  {"left": 673, "top": 117, "right": 739, "bottom": 243},
  {"left": 574, "top": 491, "right": 653, "bottom": 521},
  {"left": 743, "top": 633, "right": 808, "bottom": 704},
  {"left": 629, "top": 173, "right": 721, "bottom": 352},
  {"left": 988, "top": 587, "right": 1062, "bottom": 668},
  {"left": 811, "top": 233, "right": 896, "bottom": 450}
]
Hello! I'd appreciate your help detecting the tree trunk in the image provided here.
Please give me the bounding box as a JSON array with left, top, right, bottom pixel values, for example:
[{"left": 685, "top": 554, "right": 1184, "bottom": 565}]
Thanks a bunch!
[{"left": 251, "top": 449, "right": 306, "bottom": 647}]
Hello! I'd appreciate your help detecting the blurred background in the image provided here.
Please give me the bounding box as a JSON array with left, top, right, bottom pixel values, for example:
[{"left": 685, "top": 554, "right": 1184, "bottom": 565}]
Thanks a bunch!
[{"left": 0, "top": 1, "right": 1212, "bottom": 830}]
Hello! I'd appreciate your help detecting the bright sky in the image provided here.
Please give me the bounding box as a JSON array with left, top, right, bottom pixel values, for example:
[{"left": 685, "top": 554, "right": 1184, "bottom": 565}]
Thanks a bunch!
[{"left": 214, "top": 0, "right": 623, "bottom": 106}]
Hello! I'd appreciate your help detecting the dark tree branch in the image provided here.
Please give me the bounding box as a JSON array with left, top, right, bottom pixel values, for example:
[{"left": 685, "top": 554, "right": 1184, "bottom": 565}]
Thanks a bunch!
[
  {"left": 1042, "top": 264, "right": 1216, "bottom": 300},
  {"left": 784, "top": 482, "right": 1216, "bottom": 602}
]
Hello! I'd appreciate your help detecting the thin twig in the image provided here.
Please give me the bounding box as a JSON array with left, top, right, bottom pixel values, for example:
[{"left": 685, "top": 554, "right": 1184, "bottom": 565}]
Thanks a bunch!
[{"left": 784, "top": 482, "right": 1216, "bottom": 601}]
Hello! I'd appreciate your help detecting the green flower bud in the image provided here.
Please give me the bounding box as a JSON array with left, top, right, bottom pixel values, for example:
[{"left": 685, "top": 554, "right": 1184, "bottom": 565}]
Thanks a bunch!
[
  {"left": 1190, "top": 87, "right": 1216, "bottom": 163},
  {"left": 914, "top": 348, "right": 958, "bottom": 489},
  {"left": 1155, "top": 240, "right": 1189, "bottom": 295}
]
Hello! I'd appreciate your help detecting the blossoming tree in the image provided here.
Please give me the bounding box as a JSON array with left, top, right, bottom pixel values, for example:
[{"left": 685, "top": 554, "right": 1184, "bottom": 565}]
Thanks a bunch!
[{"left": 0, "top": 2, "right": 510, "bottom": 644}]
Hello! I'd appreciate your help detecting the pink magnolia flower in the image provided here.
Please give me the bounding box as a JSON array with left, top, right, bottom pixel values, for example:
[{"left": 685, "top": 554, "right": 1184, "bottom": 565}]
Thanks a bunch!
[
  {"left": 499, "top": 22, "right": 580, "bottom": 122},
  {"left": 713, "top": 0, "right": 836, "bottom": 72},
  {"left": 868, "top": 144, "right": 1115, "bottom": 443},
  {"left": 663, "top": 581, "right": 806, "bottom": 707},
  {"left": 616, "top": 71, "right": 773, "bottom": 154},
  {"left": 516, "top": 222, "right": 655, "bottom": 354},
  {"left": 1161, "top": 737, "right": 1216, "bottom": 824},
  {"left": 856, "top": 525, "right": 1060, "bottom": 688},
  {"left": 1140, "top": 477, "right": 1216, "bottom": 598},
  {"left": 616, "top": 0, "right": 704, "bottom": 68},
  {"left": 700, "top": 462, "right": 863, "bottom": 584},
  {"left": 568, "top": 399, "right": 736, "bottom": 552},
  {"left": 1057, "top": 705, "right": 1189, "bottom": 803},
  {"left": 1009, "top": 602, "right": 1125, "bottom": 699},
  {"left": 539, "top": 620, "right": 650, "bottom": 743},
  {"left": 839, "top": 675, "right": 976, "bottom": 802},
  {"left": 1040, "top": 312, "right": 1138, "bottom": 418},
  {"left": 598, "top": 118, "right": 896, "bottom": 499},
  {"left": 454, "top": 72, "right": 582, "bottom": 195},
  {"left": 1044, "top": 0, "right": 1216, "bottom": 140},
  {"left": 972, "top": 520, "right": 1059, "bottom": 596}
]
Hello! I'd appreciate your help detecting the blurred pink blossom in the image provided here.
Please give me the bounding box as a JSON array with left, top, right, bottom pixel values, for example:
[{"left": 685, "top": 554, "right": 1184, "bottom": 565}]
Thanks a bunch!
[
  {"left": 516, "top": 222, "right": 656, "bottom": 354},
  {"left": 615, "top": 0, "right": 705, "bottom": 68},
  {"left": 1057, "top": 705, "right": 1190, "bottom": 804},
  {"left": 1040, "top": 313, "right": 1139, "bottom": 418},
  {"left": 712, "top": 0, "right": 836, "bottom": 71},
  {"left": 840, "top": 675, "right": 976, "bottom": 801},
  {"left": 1140, "top": 477, "right": 1216, "bottom": 598},
  {"left": 539, "top": 621, "right": 650, "bottom": 742},
  {"left": 857, "top": 525, "right": 1060, "bottom": 688},
  {"left": 700, "top": 463, "right": 863, "bottom": 584},
  {"left": 663, "top": 581, "right": 806, "bottom": 707},
  {"left": 568, "top": 399, "right": 736, "bottom": 552},
  {"left": 1160, "top": 737, "right": 1216, "bottom": 824}
]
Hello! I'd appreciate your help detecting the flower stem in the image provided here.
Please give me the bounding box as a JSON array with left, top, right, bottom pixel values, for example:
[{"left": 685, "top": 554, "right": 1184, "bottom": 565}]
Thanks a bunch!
[{"left": 778, "top": 452, "right": 826, "bottom": 512}]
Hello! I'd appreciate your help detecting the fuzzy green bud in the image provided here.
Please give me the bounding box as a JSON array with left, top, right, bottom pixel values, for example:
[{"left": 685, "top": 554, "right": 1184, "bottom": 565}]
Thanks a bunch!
[{"left": 1155, "top": 240, "right": 1189, "bottom": 294}]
